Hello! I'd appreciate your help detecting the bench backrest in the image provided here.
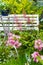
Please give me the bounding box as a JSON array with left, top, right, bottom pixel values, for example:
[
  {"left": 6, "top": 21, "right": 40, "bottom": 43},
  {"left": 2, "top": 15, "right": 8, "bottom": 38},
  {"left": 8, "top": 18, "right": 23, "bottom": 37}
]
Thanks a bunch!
[{"left": 0, "top": 14, "right": 39, "bottom": 31}]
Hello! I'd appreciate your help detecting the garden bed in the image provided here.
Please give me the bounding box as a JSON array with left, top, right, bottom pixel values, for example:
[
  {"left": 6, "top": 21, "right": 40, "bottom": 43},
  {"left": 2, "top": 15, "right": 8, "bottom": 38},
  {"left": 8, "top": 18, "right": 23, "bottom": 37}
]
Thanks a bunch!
[
  {"left": 0, "top": 26, "right": 43, "bottom": 65},
  {"left": 0, "top": 0, "right": 43, "bottom": 65}
]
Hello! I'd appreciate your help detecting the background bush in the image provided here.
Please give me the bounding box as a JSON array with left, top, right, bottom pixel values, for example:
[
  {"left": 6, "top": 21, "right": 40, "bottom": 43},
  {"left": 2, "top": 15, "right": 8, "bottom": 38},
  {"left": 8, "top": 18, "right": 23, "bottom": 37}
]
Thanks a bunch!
[{"left": 0, "top": 0, "right": 43, "bottom": 15}]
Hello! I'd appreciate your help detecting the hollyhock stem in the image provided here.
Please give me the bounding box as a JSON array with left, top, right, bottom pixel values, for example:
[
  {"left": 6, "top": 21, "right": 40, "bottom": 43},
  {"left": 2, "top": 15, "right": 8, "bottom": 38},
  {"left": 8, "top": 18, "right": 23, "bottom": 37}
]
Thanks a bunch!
[
  {"left": 13, "top": 45, "right": 19, "bottom": 57},
  {"left": 25, "top": 62, "right": 29, "bottom": 65}
]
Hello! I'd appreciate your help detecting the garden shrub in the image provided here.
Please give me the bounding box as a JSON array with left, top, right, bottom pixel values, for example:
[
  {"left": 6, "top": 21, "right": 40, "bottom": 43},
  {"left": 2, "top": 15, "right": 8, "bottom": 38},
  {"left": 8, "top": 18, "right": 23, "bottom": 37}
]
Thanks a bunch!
[{"left": 0, "top": 0, "right": 42, "bottom": 15}]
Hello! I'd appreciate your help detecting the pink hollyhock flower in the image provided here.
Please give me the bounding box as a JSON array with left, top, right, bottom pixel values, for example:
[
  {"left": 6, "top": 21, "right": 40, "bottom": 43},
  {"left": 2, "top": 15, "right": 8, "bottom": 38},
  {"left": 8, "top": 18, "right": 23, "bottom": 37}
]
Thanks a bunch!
[
  {"left": 6, "top": 39, "right": 22, "bottom": 48},
  {"left": 31, "top": 52, "right": 40, "bottom": 62},
  {"left": 6, "top": 33, "right": 21, "bottom": 48},
  {"left": 6, "top": 39, "right": 15, "bottom": 46},
  {"left": 14, "top": 41, "right": 22, "bottom": 48},
  {"left": 34, "top": 39, "right": 43, "bottom": 51}
]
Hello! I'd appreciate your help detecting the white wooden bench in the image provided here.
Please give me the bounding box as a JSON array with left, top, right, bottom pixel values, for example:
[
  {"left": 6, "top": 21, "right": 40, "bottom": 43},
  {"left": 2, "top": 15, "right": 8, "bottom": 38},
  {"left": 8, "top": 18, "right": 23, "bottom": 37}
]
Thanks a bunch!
[{"left": 0, "top": 14, "right": 39, "bottom": 31}]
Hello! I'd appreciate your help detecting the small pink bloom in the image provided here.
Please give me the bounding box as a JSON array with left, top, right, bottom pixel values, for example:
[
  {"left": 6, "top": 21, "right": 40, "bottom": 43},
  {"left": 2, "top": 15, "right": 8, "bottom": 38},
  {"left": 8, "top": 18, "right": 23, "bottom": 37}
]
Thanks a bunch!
[
  {"left": 9, "top": 40, "right": 15, "bottom": 45},
  {"left": 14, "top": 41, "right": 21, "bottom": 48},
  {"left": 8, "top": 37, "right": 14, "bottom": 40},
  {"left": 38, "top": 47, "right": 42, "bottom": 51},
  {"left": 34, "top": 39, "right": 43, "bottom": 51},
  {"left": 14, "top": 41, "right": 19, "bottom": 45},
  {"left": 15, "top": 43, "right": 22, "bottom": 48},
  {"left": 31, "top": 52, "right": 40, "bottom": 62},
  {"left": 34, "top": 58, "right": 38, "bottom": 62}
]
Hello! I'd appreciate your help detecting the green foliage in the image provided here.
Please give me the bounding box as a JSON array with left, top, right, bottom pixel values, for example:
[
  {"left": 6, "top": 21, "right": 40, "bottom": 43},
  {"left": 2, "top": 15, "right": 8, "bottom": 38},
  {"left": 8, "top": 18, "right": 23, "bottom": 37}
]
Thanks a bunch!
[
  {"left": 0, "top": 0, "right": 42, "bottom": 15},
  {"left": 0, "top": 27, "right": 43, "bottom": 65}
]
